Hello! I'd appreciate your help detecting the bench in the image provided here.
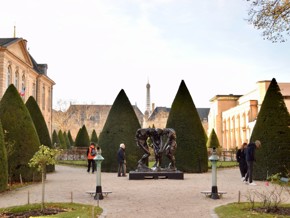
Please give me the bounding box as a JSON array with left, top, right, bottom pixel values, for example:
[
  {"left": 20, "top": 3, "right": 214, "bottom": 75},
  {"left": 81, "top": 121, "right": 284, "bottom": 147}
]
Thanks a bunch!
[
  {"left": 86, "top": 191, "right": 112, "bottom": 197},
  {"left": 280, "top": 177, "right": 289, "bottom": 183},
  {"left": 200, "top": 191, "right": 227, "bottom": 198}
]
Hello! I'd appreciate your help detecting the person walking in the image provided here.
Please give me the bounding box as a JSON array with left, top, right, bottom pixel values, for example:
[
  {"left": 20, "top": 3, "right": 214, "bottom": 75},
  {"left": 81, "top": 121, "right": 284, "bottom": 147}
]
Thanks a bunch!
[
  {"left": 87, "top": 142, "right": 97, "bottom": 173},
  {"left": 117, "top": 143, "right": 126, "bottom": 177},
  {"left": 96, "top": 145, "right": 101, "bottom": 155},
  {"left": 236, "top": 142, "right": 248, "bottom": 181},
  {"left": 244, "top": 140, "right": 261, "bottom": 185}
]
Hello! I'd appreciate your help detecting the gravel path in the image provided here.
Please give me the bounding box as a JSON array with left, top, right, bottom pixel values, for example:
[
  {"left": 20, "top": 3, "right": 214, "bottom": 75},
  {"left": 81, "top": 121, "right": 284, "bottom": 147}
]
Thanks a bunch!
[{"left": 0, "top": 165, "right": 288, "bottom": 218}]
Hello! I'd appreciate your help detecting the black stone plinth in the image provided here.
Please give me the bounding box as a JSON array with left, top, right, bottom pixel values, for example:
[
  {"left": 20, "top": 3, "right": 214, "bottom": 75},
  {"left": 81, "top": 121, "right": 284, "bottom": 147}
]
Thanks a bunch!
[
  {"left": 94, "top": 185, "right": 104, "bottom": 200},
  {"left": 211, "top": 186, "right": 220, "bottom": 199},
  {"left": 129, "top": 171, "right": 184, "bottom": 180}
]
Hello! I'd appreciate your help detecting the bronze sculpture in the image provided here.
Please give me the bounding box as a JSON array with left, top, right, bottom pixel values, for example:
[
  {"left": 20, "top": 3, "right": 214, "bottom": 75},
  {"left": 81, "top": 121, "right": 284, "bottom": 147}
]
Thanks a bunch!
[
  {"left": 135, "top": 128, "right": 151, "bottom": 171},
  {"left": 135, "top": 128, "right": 177, "bottom": 172}
]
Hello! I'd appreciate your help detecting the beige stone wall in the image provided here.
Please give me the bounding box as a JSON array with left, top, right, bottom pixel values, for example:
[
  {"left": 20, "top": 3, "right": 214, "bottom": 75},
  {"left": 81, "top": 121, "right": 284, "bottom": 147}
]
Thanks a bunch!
[
  {"left": 53, "top": 105, "right": 209, "bottom": 141},
  {"left": 52, "top": 105, "right": 144, "bottom": 139}
]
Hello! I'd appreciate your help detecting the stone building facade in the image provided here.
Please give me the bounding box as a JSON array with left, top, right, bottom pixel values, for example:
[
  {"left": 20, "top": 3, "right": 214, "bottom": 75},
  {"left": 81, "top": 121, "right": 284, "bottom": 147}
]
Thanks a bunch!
[
  {"left": 52, "top": 104, "right": 209, "bottom": 140},
  {"left": 0, "top": 38, "right": 55, "bottom": 134},
  {"left": 52, "top": 80, "right": 210, "bottom": 140},
  {"left": 52, "top": 104, "right": 144, "bottom": 139},
  {"left": 208, "top": 80, "right": 290, "bottom": 150}
]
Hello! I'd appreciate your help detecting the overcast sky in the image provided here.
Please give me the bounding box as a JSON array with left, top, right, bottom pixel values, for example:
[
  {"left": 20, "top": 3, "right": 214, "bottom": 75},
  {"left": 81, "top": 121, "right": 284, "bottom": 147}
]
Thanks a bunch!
[{"left": 1, "top": 0, "right": 289, "bottom": 112}]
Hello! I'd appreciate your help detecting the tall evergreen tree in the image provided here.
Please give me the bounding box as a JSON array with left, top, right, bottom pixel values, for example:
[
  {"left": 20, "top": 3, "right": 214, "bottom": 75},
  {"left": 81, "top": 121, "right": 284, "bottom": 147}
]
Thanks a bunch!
[
  {"left": 166, "top": 80, "right": 208, "bottom": 173},
  {"left": 206, "top": 129, "right": 221, "bottom": 156},
  {"left": 74, "top": 128, "right": 82, "bottom": 147},
  {"left": 206, "top": 129, "right": 220, "bottom": 149},
  {"left": 25, "top": 96, "right": 54, "bottom": 172},
  {"left": 58, "top": 130, "right": 66, "bottom": 149},
  {"left": 251, "top": 78, "right": 290, "bottom": 180},
  {"left": 0, "top": 121, "right": 8, "bottom": 192},
  {"left": 63, "top": 131, "right": 71, "bottom": 149},
  {"left": 74, "top": 125, "right": 90, "bottom": 147},
  {"left": 25, "top": 96, "right": 52, "bottom": 147},
  {"left": 0, "top": 84, "right": 41, "bottom": 182},
  {"left": 90, "top": 129, "right": 98, "bottom": 144},
  {"left": 52, "top": 130, "right": 60, "bottom": 147},
  {"left": 98, "top": 89, "right": 141, "bottom": 172},
  {"left": 67, "top": 130, "right": 74, "bottom": 146}
]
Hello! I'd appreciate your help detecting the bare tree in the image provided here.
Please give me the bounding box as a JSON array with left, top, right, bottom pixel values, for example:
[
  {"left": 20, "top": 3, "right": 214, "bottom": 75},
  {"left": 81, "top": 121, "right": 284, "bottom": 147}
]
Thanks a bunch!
[{"left": 246, "top": 0, "right": 290, "bottom": 42}]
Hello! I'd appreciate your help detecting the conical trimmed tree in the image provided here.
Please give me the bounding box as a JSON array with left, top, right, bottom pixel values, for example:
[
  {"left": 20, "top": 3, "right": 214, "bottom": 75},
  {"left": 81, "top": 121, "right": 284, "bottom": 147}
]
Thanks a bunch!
[
  {"left": 98, "top": 89, "right": 141, "bottom": 172},
  {"left": 25, "top": 96, "right": 52, "bottom": 147},
  {"left": 67, "top": 130, "right": 74, "bottom": 146},
  {"left": 52, "top": 130, "right": 60, "bottom": 147},
  {"left": 90, "top": 129, "right": 98, "bottom": 144},
  {"left": 58, "top": 130, "right": 66, "bottom": 149},
  {"left": 251, "top": 78, "right": 290, "bottom": 180},
  {"left": 0, "top": 121, "right": 8, "bottom": 192},
  {"left": 74, "top": 125, "right": 90, "bottom": 147},
  {"left": 63, "top": 132, "right": 71, "bottom": 149},
  {"left": 0, "top": 84, "right": 41, "bottom": 182},
  {"left": 206, "top": 129, "right": 221, "bottom": 156},
  {"left": 166, "top": 80, "right": 208, "bottom": 173},
  {"left": 25, "top": 96, "right": 54, "bottom": 172},
  {"left": 206, "top": 129, "right": 220, "bottom": 148}
]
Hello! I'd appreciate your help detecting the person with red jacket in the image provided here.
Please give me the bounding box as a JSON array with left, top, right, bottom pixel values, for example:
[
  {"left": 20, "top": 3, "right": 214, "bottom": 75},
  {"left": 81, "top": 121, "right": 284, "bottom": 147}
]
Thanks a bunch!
[{"left": 87, "top": 142, "right": 96, "bottom": 173}]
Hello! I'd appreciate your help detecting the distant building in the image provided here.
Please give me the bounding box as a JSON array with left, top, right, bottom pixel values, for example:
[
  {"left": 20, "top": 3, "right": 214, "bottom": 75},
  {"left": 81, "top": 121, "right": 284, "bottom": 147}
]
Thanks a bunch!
[
  {"left": 52, "top": 81, "right": 209, "bottom": 139},
  {"left": 145, "top": 106, "right": 209, "bottom": 131},
  {"left": 0, "top": 37, "right": 55, "bottom": 134},
  {"left": 52, "top": 104, "right": 209, "bottom": 139},
  {"left": 208, "top": 80, "right": 290, "bottom": 150}
]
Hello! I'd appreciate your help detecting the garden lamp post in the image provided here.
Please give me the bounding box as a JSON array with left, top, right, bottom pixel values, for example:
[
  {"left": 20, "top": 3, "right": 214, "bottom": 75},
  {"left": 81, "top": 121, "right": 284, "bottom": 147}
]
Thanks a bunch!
[
  {"left": 94, "top": 153, "right": 104, "bottom": 200},
  {"left": 209, "top": 147, "right": 219, "bottom": 199}
]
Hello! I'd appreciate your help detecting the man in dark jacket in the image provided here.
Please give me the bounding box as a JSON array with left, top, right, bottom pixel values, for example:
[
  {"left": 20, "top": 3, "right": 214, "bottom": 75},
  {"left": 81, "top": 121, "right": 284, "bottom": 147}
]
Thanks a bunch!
[
  {"left": 244, "top": 140, "right": 261, "bottom": 185},
  {"left": 236, "top": 142, "right": 248, "bottom": 181},
  {"left": 117, "top": 143, "right": 126, "bottom": 177}
]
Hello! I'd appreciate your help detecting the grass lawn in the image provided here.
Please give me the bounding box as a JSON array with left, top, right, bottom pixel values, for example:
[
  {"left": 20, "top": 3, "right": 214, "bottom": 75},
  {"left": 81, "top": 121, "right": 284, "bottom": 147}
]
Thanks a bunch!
[
  {"left": 58, "top": 160, "right": 87, "bottom": 167},
  {"left": 215, "top": 202, "right": 290, "bottom": 218},
  {"left": 0, "top": 202, "right": 102, "bottom": 218}
]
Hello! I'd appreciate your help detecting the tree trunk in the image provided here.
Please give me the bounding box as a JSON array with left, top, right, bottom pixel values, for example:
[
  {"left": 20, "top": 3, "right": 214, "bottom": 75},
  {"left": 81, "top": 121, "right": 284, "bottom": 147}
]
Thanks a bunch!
[{"left": 41, "top": 166, "right": 45, "bottom": 212}]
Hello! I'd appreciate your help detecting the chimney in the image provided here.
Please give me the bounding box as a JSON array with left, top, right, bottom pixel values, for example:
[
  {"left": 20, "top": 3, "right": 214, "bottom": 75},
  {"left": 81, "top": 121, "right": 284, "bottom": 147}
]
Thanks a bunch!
[{"left": 37, "top": 64, "right": 48, "bottom": 75}]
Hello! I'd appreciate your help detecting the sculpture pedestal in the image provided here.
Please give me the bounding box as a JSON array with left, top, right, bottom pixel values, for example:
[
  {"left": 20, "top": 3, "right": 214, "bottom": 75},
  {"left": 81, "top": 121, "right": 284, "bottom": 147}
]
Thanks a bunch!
[{"left": 129, "top": 171, "right": 184, "bottom": 180}]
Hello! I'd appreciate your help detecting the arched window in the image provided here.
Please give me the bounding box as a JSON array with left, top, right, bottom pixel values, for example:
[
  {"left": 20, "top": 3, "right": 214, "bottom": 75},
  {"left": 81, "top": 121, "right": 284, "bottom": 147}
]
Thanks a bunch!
[
  {"left": 21, "top": 74, "right": 26, "bottom": 91},
  {"left": 20, "top": 74, "right": 26, "bottom": 99},
  {"left": 6, "top": 66, "right": 12, "bottom": 88},
  {"left": 15, "top": 71, "right": 19, "bottom": 90}
]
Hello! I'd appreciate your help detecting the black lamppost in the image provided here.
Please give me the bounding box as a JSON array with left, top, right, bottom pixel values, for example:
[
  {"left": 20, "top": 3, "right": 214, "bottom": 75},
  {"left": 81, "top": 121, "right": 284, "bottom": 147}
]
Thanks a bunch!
[
  {"left": 209, "top": 147, "right": 219, "bottom": 199},
  {"left": 94, "top": 153, "right": 104, "bottom": 200}
]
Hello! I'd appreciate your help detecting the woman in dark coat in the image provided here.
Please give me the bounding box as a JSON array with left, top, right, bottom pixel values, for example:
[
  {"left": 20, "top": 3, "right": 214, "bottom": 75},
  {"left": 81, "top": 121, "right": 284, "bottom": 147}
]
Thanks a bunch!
[{"left": 236, "top": 142, "right": 247, "bottom": 181}]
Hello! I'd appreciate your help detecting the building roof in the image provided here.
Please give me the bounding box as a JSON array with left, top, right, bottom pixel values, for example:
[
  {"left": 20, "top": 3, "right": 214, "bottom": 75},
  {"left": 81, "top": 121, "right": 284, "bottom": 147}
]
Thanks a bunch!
[
  {"left": 196, "top": 108, "right": 210, "bottom": 120},
  {"left": 210, "top": 94, "right": 242, "bottom": 102},
  {"left": 149, "top": 106, "right": 209, "bottom": 121},
  {"left": 0, "top": 38, "right": 21, "bottom": 47},
  {"left": 1, "top": 37, "right": 49, "bottom": 75}
]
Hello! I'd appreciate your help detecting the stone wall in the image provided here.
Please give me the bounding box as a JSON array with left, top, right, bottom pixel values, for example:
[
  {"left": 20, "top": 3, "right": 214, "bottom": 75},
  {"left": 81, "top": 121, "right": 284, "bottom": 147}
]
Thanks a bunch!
[{"left": 52, "top": 104, "right": 209, "bottom": 140}]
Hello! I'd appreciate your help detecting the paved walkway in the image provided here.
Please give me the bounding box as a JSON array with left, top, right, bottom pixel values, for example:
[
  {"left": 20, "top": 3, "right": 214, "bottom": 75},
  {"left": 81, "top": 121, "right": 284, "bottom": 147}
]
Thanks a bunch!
[{"left": 0, "top": 165, "right": 288, "bottom": 218}]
